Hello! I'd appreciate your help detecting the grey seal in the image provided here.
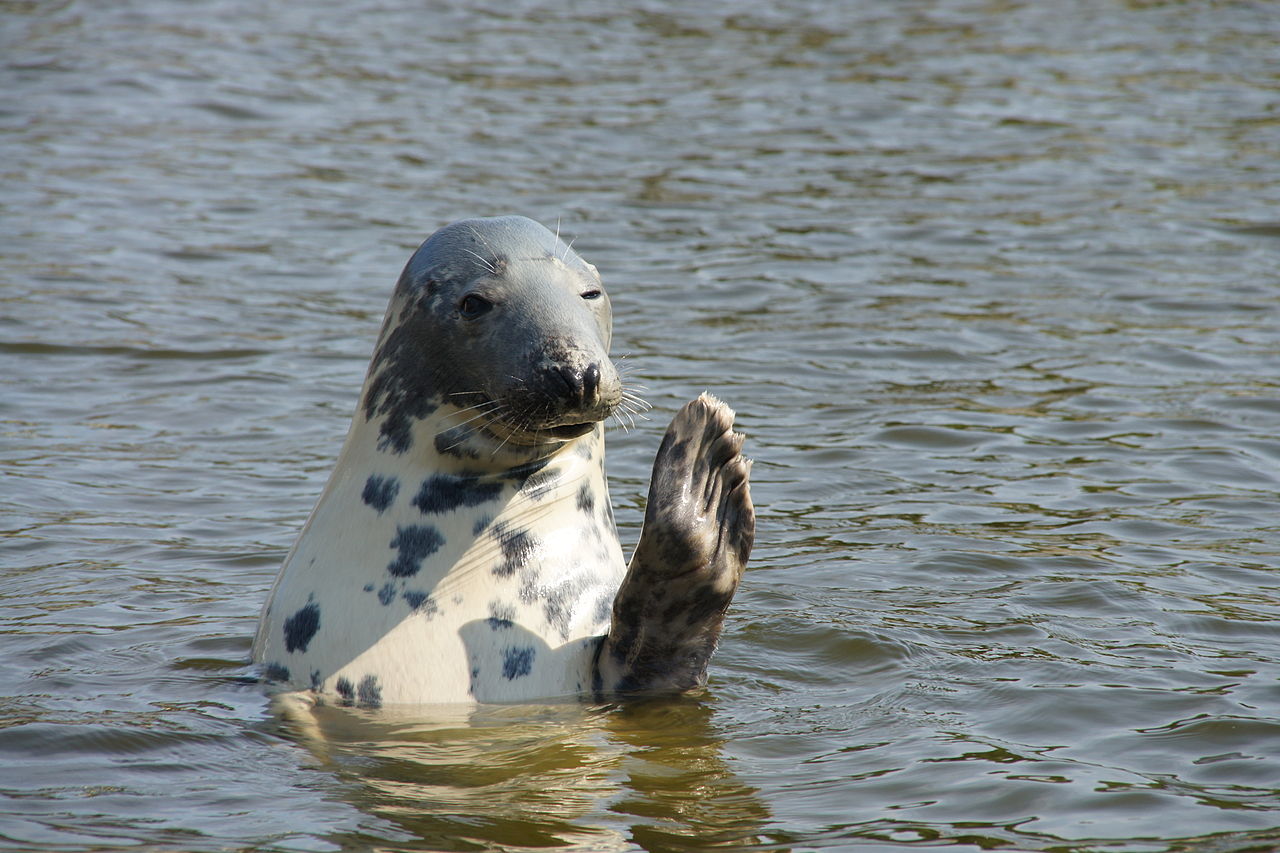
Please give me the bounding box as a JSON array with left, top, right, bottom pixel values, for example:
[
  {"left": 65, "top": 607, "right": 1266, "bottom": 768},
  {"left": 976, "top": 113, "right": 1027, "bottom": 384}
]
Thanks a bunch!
[{"left": 251, "top": 215, "right": 754, "bottom": 705}]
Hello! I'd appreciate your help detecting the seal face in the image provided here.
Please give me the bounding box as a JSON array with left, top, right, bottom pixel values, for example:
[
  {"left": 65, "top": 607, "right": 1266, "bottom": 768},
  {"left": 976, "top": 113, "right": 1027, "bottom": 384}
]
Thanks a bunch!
[
  {"left": 362, "top": 216, "right": 621, "bottom": 458},
  {"left": 253, "top": 216, "right": 754, "bottom": 707}
]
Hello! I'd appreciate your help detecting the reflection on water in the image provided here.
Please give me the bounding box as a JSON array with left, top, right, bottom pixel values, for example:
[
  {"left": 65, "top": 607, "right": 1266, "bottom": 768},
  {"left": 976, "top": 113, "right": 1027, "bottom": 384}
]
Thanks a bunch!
[
  {"left": 2, "top": 0, "right": 1279, "bottom": 850},
  {"left": 273, "top": 698, "right": 773, "bottom": 851}
]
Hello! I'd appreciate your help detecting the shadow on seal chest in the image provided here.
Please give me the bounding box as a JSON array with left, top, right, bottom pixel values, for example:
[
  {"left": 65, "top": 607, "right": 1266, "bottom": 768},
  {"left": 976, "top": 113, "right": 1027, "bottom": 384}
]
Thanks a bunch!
[{"left": 252, "top": 215, "right": 754, "bottom": 707}]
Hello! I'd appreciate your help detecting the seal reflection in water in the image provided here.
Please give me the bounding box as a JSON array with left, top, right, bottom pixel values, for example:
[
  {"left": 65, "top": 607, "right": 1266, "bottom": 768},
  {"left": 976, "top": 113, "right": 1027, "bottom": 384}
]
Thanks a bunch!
[{"left": 253, "top": 216, "right": 754, "bottom": 706}]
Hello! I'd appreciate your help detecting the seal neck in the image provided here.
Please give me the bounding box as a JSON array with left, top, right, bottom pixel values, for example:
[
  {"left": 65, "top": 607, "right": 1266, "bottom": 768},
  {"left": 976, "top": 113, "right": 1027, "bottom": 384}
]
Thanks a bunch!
[{"left": 356, "top": 399, "right": 604, "bottom": 480}]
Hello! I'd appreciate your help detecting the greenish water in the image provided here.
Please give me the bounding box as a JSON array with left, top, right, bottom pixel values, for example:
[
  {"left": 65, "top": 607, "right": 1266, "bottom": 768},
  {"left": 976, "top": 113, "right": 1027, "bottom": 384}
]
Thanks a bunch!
[{"left": 2, "top": 1, "right": 1278, "bottom": 850}]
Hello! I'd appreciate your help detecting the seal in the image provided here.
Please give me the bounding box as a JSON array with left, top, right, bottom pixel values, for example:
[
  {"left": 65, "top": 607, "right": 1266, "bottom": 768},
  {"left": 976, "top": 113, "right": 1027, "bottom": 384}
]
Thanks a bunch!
[{"left": 252, "top": 216, "right": 754, "bottom": 706}]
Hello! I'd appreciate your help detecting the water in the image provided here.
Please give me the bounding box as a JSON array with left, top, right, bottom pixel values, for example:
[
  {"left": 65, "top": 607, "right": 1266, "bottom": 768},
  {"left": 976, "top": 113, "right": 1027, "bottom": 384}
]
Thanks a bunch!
[{"left": 3, "top": 0, "right": 1278, "bottom": 850}]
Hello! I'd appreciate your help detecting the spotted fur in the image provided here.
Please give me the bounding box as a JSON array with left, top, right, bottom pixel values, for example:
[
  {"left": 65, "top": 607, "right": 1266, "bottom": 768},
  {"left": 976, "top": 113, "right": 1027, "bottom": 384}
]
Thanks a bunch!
[{"left": 252, "top": 216, "right": 754, "bottom": 707}]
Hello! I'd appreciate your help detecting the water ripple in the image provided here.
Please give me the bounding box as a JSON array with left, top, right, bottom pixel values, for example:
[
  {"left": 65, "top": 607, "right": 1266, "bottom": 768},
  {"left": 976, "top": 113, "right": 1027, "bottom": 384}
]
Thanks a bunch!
[{"left": 3, "top": 0, "right": 1278, "bottom": 850}]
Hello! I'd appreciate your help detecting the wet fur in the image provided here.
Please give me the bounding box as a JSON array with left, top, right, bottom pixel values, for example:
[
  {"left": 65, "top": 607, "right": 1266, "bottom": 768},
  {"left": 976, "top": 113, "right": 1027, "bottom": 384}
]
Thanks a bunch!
[{"left": 253, "top": 216, "right": 754, "bottom": 706}]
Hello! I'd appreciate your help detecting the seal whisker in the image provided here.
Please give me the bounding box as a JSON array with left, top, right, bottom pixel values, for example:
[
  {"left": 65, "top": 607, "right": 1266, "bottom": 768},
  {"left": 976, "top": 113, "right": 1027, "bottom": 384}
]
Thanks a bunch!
[
  {"left": 461, "top": 247, "right": 499, "bottom": 275},
  {"left": 619, "top": 386, "right": 653, "bottom": 415},
  {"left": 440, "top": 397, "right": 505, "bottom": 424},
  {"left": 454, "top": 402, "right": 503, "bottom": 420},
  {"left": 446, "top": 395, "right": 499, "bottom": 415},
  {"left": 620, "top": 399, "right": 651, "bottom": 413},
  {"left": 615, "top": 395, "right": 651, "bottom": 428},
  {"left": 442, "top": 406, "right": 502, "bottom": 436},
  {"left": 468, "top": 223, "right": 499, "bottom": 256},
  {"left": 487, "top": 405, "right": 538, "bottom": 457},
  {"left": 489, "top": 427, "right": 516, "bottom": 457},
  {"left": 435, "top": 420, "right": 487, "bottom": 454},
  {"left": 434, "top": 399, "right": 512, "bottom": 453},
  {"left": 613, "top": 359, "right": 646, "bottom": 384},
  {"left": 436, "top": 431, "right": 477, "bottom": 455}
]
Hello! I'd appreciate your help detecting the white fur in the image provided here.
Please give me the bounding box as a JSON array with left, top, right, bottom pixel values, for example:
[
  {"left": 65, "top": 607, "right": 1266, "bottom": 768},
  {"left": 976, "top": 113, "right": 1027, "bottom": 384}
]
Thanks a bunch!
[{"left": 252, "top": 405, "right": 626, "bottom": 705}]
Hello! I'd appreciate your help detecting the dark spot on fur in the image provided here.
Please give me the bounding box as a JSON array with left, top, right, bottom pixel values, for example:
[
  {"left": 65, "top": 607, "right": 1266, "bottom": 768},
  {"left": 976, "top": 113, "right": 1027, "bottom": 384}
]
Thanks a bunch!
[
  {"left": 358, "top": 674, "right": 383, "bottom": 708},
  {"left": 309, "top": 670, "right": 322, "bottom": 691},
  {"left": 490, "top": 521, "right": 537, "bottom": 578},
  {"left": 363, "top": 583, "right": 375, "bottom": 593},
  {"left": 594, "top": 590, "right": 613, "bottom": 624},
  {"left": 519, "top": 573, "right": 541, "bottom": 605},
  {"left": 487, "top": 601, "right": 515, "bottom": 630},
  {"left": 335, "top": 677, "right": 355, "bottom": 706},
  {"left": 576, "top": 483, "right": 595, "bottom": 514},
  {"left": 362, "top": 295, "right": 445, "bottom": 454},
  {"left": 684, "top": 582, "right": 730, "bottom": 625},
  {"left": 502, "top": 646, "right": 535, "bottom": 679},
  {"left": 590, "top": 636, "right": 606, "bottom": 698},
  {"left": 378, "top": 582, "right": 396, "bottom": 605},
  {"left": 403, "top": 589, "right": 437, "bottom": 616},
  {"left": 375, "top": 400, "right": 436, "bottom": 454},
  {"left": 503, "top": 458, "right": 550, "bottom": 483},
  {"left": 263, "top": 662, "right": 290, "bottom": 683},
  {"left": 544, "top": 576, "right": 589, "bottom": 640},
  {"left": 387, "top": 524, "right": 445, "bottom": 577},
  {"left": 435, "top": 426, "right": 480, "bottom": 459},
  {"left": 361, "top": 475, "right": 400, "bottom": 513},
  {"left": 667, "top": 437, "right": 689, "bottom": 464},
  {"left": 413, "top": 473, "right": 503, "bottom": 515},
  {"left": 283, "top": 602, "right": 320, "bottom": 653},
  {"left": 661, "top": 597, "right": 688, "bottom": 623},
  {"left": 521, "top": 467, "right": 559, "bottom": 501},
  {"left": 610, "top": 594, "right": 643, "bottom": 654},
  {"left": 473, "top": 515, "right": 493, "bottom": 536}
]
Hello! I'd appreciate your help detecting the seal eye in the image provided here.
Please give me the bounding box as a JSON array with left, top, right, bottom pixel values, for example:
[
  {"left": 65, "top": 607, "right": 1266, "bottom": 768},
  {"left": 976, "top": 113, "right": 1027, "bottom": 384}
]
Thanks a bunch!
[
  {"left": 459, "top": 294, "right": 493, "bottom": 320},
  {"left": 581, "top": 289, "right": 602, "bottom": 301}
]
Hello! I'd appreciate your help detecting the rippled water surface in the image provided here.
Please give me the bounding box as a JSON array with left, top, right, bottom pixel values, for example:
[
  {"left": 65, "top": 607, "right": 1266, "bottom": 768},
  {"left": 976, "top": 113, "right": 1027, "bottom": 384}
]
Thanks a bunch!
[{"left": 3, "top": 1, "right": 1279, "bottom": 850}]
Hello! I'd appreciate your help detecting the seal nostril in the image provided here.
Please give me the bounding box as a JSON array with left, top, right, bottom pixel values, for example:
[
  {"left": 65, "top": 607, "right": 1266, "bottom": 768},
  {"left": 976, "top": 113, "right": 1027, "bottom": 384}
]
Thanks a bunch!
[
  {"left": 552, "top": 365, "right": 580, "bottom": 401},
  {"left": 583, "top": 363, "right": 600, "bottom": 400}
]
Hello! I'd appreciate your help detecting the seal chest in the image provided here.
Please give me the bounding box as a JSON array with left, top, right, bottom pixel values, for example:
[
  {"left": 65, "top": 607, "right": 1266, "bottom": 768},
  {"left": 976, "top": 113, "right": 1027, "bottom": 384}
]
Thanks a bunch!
[{"left": 253, "top": 216, "right": 755, "bottom": 707}]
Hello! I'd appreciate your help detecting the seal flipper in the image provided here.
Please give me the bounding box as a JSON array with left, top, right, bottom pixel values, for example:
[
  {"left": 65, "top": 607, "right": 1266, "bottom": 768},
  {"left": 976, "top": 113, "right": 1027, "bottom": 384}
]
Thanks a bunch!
[{"left": 595, "top": 393, "right": 755, "bottom": 696}]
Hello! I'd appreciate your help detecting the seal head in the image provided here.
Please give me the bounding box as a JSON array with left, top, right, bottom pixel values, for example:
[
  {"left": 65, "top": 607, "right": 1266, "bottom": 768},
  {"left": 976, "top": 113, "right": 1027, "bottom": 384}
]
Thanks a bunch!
[{"left": 364, "top": 216, "right": 622, "bottom": 456}]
